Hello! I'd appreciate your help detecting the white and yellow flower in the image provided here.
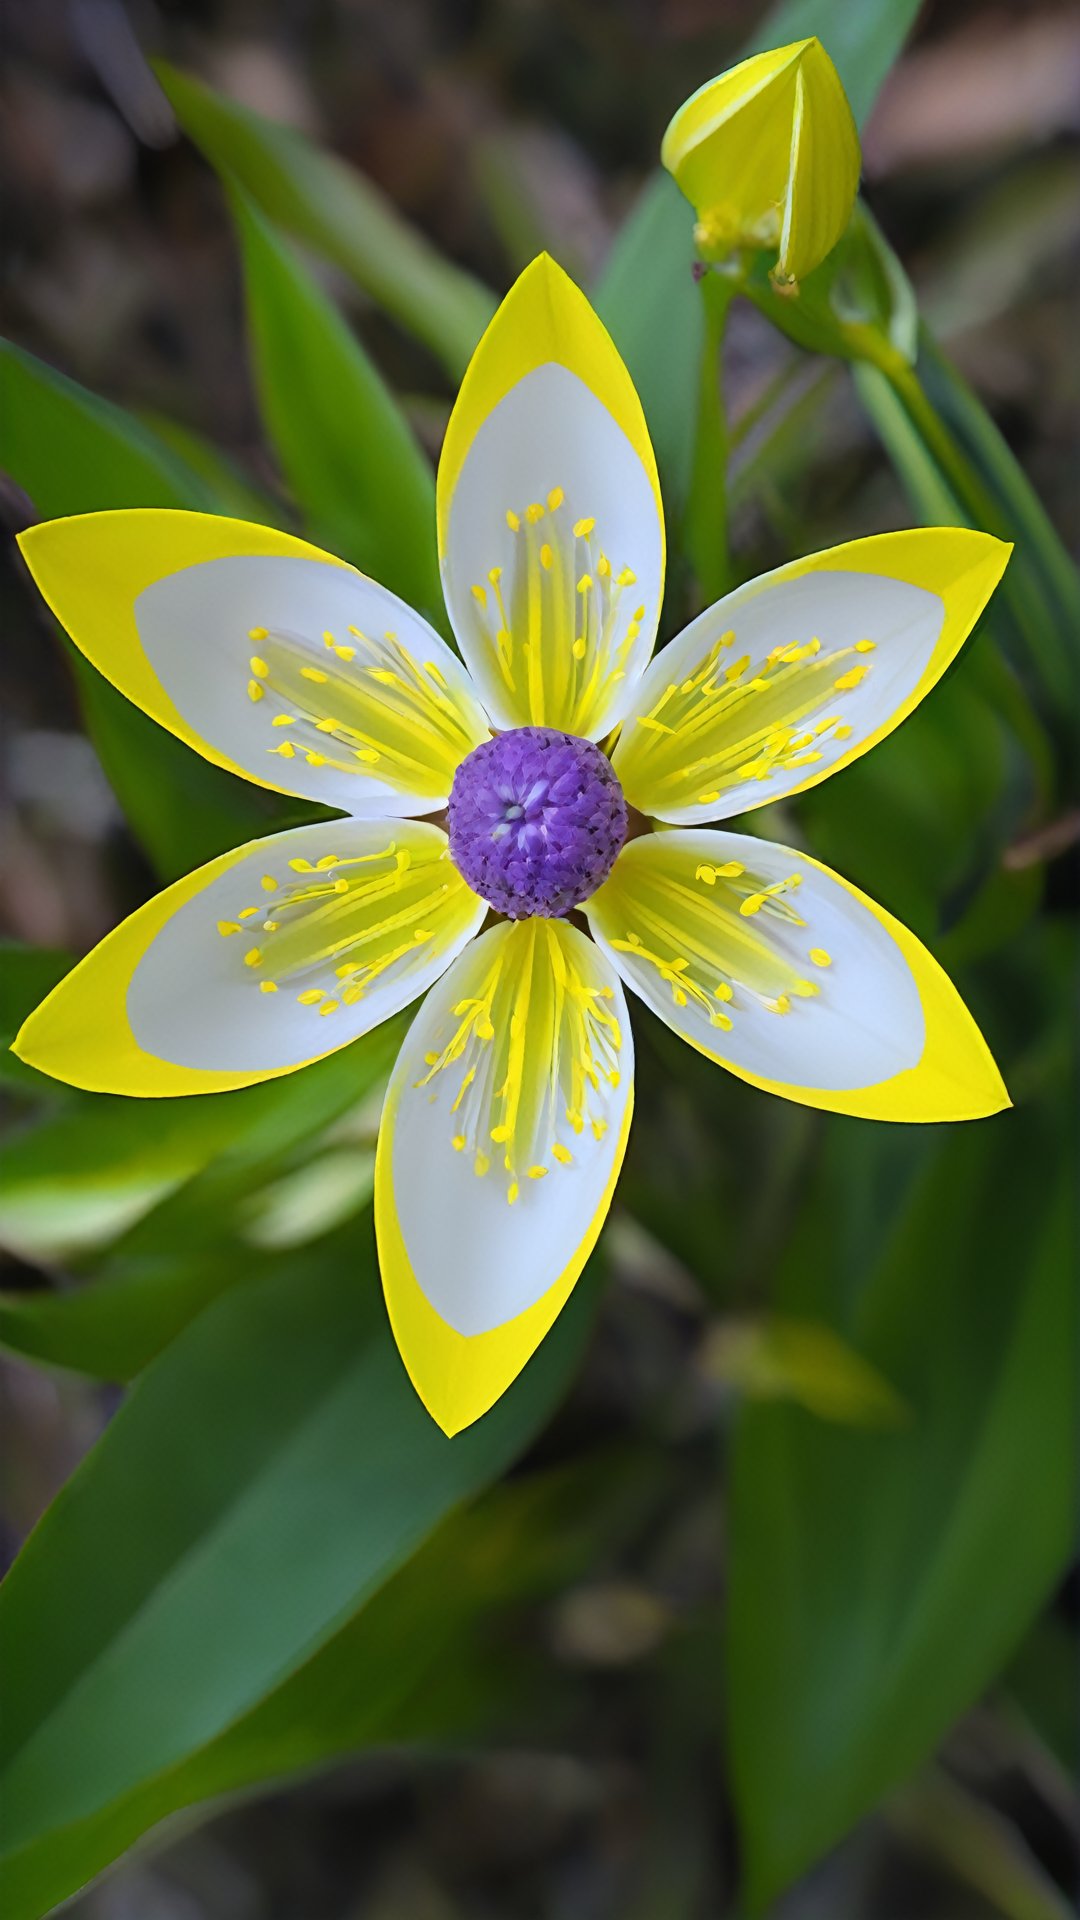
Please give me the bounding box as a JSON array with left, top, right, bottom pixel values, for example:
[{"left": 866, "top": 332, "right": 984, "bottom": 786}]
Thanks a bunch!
[
  {"left": 14, "top": 257, "right": 1010, "bottom": 1435},
  {"left": 662, "top": 37, "right": 860, "bottom": 284}
]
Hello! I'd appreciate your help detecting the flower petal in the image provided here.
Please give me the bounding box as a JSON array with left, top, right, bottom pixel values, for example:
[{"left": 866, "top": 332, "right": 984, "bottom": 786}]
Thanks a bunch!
[
  {"left": 661, "top": 38, "right": 859, "bottom": 283},
  {"left": 376, "top": 917, "right": 633, "bottom": 1434},
  {"left": 18, "top": 510, "right": 489, "bottom": 815},
  {"left": 13, "top": 820, "right": 485, "bottom": 1096},
  {"left": 587, "top": 830, "right": 1008, "bottom": 1121},
  {"left": 437, "top": 255, "right": 664, "bottom": 740},
  {"left": 612, "top": 529, "right": 1011, "bottom": 824}
]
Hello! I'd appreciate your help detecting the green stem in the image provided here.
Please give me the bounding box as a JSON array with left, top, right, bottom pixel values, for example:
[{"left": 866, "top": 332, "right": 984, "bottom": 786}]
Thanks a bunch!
[
  {"left": 684, "top": 270, "right": 738, "bottom": 605},
  {"left": 873, "top": 351, "right": 1010, "bottom": 538}
]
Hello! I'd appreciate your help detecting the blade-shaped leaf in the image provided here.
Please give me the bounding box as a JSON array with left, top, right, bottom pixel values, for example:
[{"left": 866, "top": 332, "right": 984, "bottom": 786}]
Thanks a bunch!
[
  {"left": 155, "top": 63, "right": 496, "bottom": 381},
  {"left": 231, "top": 191, "right": 442, "bottom": 619},
  {"left": 0, "top": 1453, "right": 653, "bottom": 1917},
  {"left": 0, "top": 1237, "right": 601, "bottom": 1918},
  {"left": 0, "top": 1018, "right": 399, "bottom": 1273},
  {"left": 0, "top": 339, "right": 289, "bottom": 875},
  {"left": 726, "top": 1055, "right": 1075, "bottom": 1908}
]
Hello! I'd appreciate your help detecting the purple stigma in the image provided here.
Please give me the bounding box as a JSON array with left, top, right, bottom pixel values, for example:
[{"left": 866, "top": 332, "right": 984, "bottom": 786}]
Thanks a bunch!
[{"left": 448, "top": 727, "right": 628, "bottom": 918}]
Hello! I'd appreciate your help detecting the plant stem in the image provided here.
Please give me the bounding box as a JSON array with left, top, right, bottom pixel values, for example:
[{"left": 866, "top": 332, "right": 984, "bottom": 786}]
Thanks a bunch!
[{"left": 684, "top": 269, "right": 738, "bottom": 605}]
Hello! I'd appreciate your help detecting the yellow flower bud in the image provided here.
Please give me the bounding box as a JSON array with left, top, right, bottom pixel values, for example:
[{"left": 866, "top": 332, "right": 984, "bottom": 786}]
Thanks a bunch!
[{"left": 661, "top": 37, "right": 860, "bottom": 286}]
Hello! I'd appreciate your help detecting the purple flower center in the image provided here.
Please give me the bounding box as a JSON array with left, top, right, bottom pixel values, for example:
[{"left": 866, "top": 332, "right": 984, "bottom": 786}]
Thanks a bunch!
[{"left": 447, "top": 727, "right": 628, "bottom": 919}]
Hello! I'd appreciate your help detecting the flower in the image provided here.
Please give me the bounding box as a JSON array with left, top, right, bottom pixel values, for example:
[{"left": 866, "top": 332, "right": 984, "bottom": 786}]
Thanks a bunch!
[
  {"left": 14, "top": 256, "right": 1010, "bottom": 1435},
  {"left": 662, "top": 37, "right": 861, "bottom": 285}
]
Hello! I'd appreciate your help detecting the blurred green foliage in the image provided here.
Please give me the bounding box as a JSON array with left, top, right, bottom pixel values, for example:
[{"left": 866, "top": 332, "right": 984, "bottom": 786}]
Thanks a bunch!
[{"left": 0, "top": 0, "right": 1075, "bottom": 1915}]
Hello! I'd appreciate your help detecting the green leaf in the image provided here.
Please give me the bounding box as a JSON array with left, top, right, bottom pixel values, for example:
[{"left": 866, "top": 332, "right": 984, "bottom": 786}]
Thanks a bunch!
[
  {"left": 594, "top": 172, "right": 703, "bottom": 528},
  {"left": 0, "top": 337, "right": 291, "bottom": 876},
  {"left": 0, "top": 339, "right": 219, "bottom": 517},
  {"left": 1, "top": 1454, "right": 650, "bottom": 1918},
  {"left": 853, "top": 339, "right": 1079, "bottom": 736},
  {"left": 0, "top": 946, "right": 72, "bottom": 1093},
  {"left": 0, "top": 1240, "right": 600, "bottom": 1918},
  {"left": 0, "top": 1019, "right": 399, "bottom": 1276},
  {"left": 726, "top": 1068, "right": 1075, "bottom": 1908},
  {"left": 156, "top": 63, "right": 496, "bottom": 382},
  {"left": 140, "top": 410, "right": 282, "bottom": 525},
  {"left": 231, "top": 191, "right": 442, "bottom": 618}
]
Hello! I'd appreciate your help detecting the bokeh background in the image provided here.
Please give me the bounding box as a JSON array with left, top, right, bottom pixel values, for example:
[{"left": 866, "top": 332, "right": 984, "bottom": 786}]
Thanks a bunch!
[{"left": 1, "top": 3, "right": 1077, "bottom": 1917}]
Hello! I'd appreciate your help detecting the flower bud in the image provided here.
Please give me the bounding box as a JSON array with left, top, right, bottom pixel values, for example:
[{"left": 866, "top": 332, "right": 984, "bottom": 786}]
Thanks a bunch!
[{"left": 662, "top": 37, "right": 860, "bottom": 287}]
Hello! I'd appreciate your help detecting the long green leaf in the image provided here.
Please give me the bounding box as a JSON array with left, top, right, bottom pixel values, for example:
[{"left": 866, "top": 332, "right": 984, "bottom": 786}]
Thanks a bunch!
[
  {"left": 232, "top": 191, "right": 442, "bottom": 619},
  {"left": 0, "top": 339, "right": 288, "bottom": 875},
  {"left": 0, "top": 1019, "right": 399, "bottom": 1274},
  {"left": 156, "top": 63, "right": 495, "bottom": 381},
  {"left": 0, "top": 1240, "right": 600, "bottom": 1917},
  {"left": 594, "top": 173, "right": 703, "bottom": 528},
  {"left": 0, "top": 1456, "right": 651, "bottom": 1916},
  {"left": 726, "top": 1054, "right": 1075, "bottom": 1908}
]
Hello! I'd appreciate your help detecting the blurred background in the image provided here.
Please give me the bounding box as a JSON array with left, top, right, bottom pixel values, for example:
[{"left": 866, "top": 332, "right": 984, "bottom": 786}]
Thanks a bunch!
[{"left": 1, "top": 2, "right": 1077, "bottom": 1917}]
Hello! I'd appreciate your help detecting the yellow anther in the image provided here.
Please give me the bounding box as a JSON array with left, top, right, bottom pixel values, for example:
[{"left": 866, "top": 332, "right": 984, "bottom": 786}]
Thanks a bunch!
[
  {"left": 271, "top": 742, "right": 296, "bottom": 758},
  {"left": 698, "top": 790, "right": 721, "bottom": 805},
  {"left": 573, "top": 516, "right": 595, "bottom": 537},
  {"left": 305, "top": 752, "right": 326, "bottom": 766},
  {"left": 490, "top": 1123, "right": 511, "bottom": 1144},
  {"left": 239, "top": 907, "right": 259, "bottom": 920},
  {"left": 552, "top": 1142, "right": 574, "bottom": 1165},
  {"left": 354, "top": 748, "right": 381, "bottom": 763},
  {"left": 289, "top": 859, "right": 314, "bottom": 872},
  {"left": 300, "top": 666, "right": 328, "bottom": 684},
  {"left": 572, "top": 638, "right": 587, "bottom": 660},
  {"left": 452, "top": 1134, "right": 467, "bottom": 1152},
  {"left": 771, "top": 995, "right": 792, "bottom": 1014},
  {"left": 318, "top": 1000, "right": 340, "bottom": 1017},
  {"left": 855, "top": 639, "right": 877, "bottom": 653},
  {"left": 507, "top": 1182, "right": 520, "bottom": 1206},
  {"left": 298, "top": 989, "right": 323, "bottom": 1005},
  {"left": 217, "top": 920, "right": 241, "bottom": 937},
  {"left": 525, "top": 501, "right": 545, "bottom": 523},
  {"left": 739, "top": 893, "right": 767, "bottom": 916},
  {"left": 271, "top": 714, "right": 295, "bottom": 728},
  {"left": 322, "top": 630, "right": 335, "bottom": 646},
  {"left": 261, "top": 876, "right": 277, "bottom": 892},
  {"left": 527, "top": 1165, "right": 548, "bottom": 1179},
  {"left": 617, "top": 567, "right": 637, "bottom": 587},
  {"left": 577, "top": 574, "right": 593, "bottom": 593},
  {"left": 486, "top": 567, "right": 502, "bottom": 586},
  {"left": 247, "top": 679, "right": 264, "bottom": 703},
  {"left": 333, "top": 645, "right": 356, "bottom": 662},
  {"left": 474, "top": 1151, "right": 491, "bottom": 1176},
  {"left": 259, "top": 980, "right": 278, "bottom": 994},
  {"left": 248, "top": 627, "right": 268, "bottom": 643},
  {"left": 471, "top": 584, "right": 487, "bottom": 606},
  {"left": 249, "top": 656, "right": 269, "bottom": 678},
  {"left": 506, "top": 509, "right": 520, "bottom": 531},
  {"left": 710, "top": 1010, "right": 733, "bottom": 1030},
  {"left": 714, "top": 982, "right": 734, "bottom": 1001},
  {"left": 244, "top": 948, "right": 263, "bottom": 968},
  {"left": 547, "top": 487, "right": 564, "bottom": 510},
  {"left": 834, "top": 724, "right": 853, "bottom": 740},
  {"left": 834, "top": 667, "right": 867, "bottom": 691},
  {"left": 597, "top": 553, "right": 611, "bottom": 578},
  {"left": 810, "top": 948, "right": 832, "bottom": 967},
  {"left": 540, "top": 542, "right": 553, "bottom": 570}
]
